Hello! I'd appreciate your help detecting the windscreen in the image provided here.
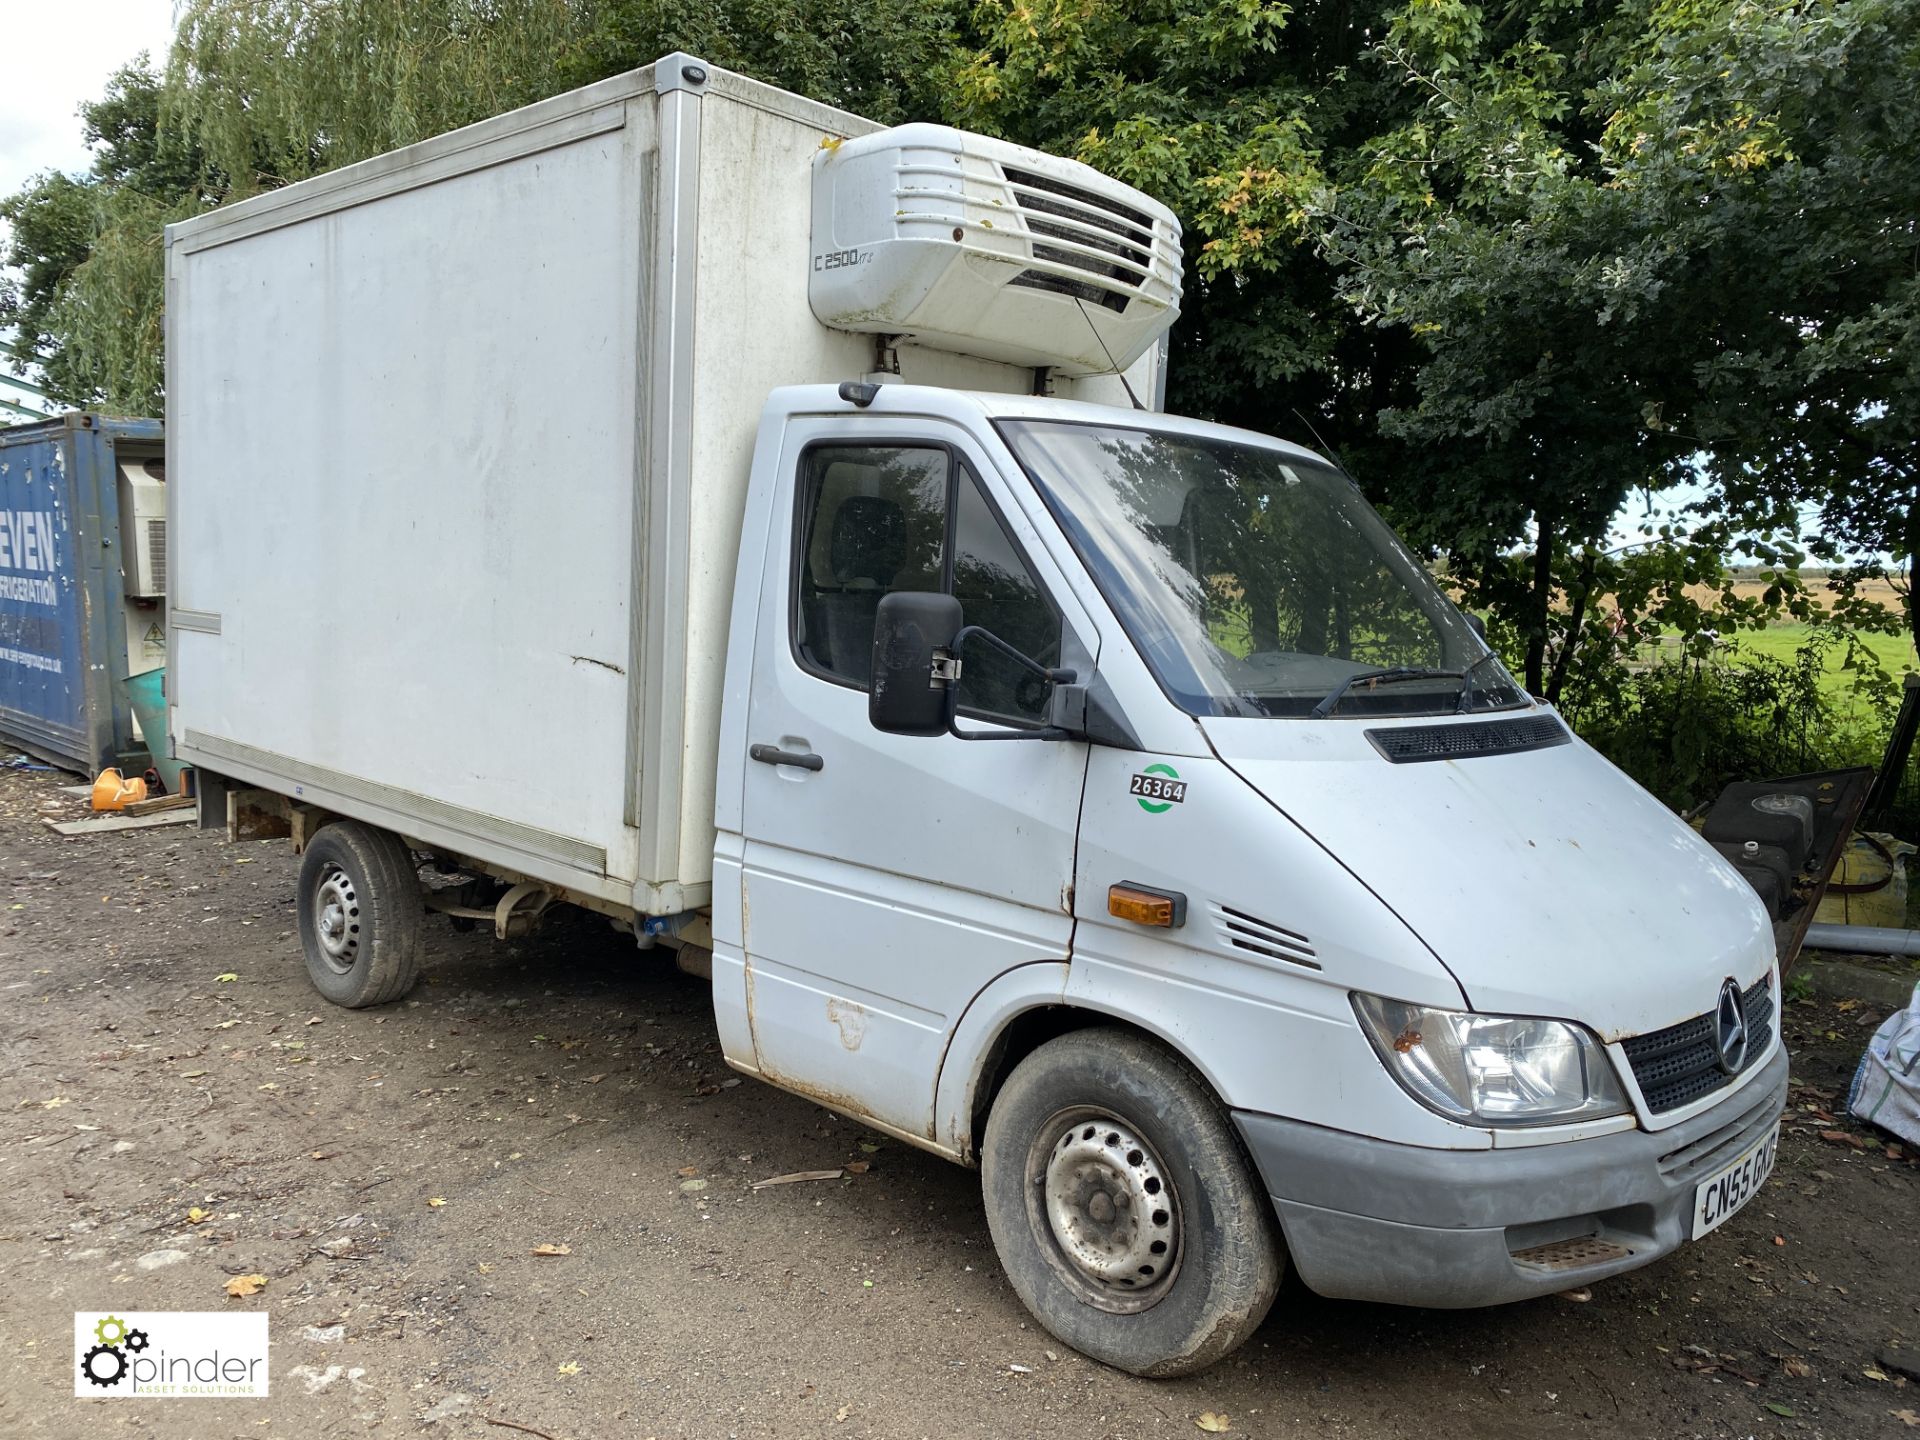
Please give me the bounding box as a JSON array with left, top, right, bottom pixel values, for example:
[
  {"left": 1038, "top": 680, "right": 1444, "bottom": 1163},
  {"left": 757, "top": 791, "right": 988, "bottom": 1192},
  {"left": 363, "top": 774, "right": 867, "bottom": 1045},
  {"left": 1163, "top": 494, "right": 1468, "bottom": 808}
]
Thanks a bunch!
[{"left": 999, "top": 420, "right": 1526, "bottom": 718}]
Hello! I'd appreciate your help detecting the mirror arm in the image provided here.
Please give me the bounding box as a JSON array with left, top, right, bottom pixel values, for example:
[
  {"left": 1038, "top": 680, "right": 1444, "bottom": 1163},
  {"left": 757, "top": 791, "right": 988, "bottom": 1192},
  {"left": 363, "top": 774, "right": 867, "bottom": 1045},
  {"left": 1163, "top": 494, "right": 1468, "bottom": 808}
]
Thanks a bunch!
[{"left": 941, "top": 624, "right": 1078, "bottom": 742}]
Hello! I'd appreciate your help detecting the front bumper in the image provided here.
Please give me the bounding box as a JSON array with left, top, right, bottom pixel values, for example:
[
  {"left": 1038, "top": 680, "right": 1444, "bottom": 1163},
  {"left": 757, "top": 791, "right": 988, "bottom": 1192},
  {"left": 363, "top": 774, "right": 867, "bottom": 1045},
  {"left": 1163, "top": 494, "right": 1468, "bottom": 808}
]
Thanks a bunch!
[{"left": 1233, "top": 1046, "right": 1787, "bottom": 1308}]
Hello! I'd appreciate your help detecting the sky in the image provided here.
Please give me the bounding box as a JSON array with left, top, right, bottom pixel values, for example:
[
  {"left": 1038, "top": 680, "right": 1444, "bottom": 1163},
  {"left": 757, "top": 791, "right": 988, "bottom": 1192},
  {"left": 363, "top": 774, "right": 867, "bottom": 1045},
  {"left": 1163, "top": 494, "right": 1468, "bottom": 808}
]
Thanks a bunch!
[{"left": 0, "top": 1, "right": 179, "bottom": 202}]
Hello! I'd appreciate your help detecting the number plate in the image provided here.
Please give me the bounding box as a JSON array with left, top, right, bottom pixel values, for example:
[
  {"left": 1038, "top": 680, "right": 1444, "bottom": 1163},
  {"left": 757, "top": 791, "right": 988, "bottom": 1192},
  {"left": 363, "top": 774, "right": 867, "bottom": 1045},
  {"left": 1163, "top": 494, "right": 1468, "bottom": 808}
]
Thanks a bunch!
[{"left": 1690, "top": 1125, "right": 1778, "bottom": 1239}]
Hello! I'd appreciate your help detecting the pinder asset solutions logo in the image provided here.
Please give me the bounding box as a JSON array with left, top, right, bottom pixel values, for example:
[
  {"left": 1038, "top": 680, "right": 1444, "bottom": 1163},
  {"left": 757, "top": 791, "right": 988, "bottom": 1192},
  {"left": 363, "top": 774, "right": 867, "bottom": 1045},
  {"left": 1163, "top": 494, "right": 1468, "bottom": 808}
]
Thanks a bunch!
[{"left": 74, "top": 1312, "right": 269, "bottom": 1398}]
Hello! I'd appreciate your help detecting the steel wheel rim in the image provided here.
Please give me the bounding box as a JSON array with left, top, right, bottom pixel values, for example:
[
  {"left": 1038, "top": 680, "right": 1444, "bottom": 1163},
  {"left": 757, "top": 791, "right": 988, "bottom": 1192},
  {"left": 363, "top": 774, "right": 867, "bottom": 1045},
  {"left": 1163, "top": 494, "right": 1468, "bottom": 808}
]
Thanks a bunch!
[
  {"left": 1027, "top": 1107, "right": 1181, "bottom": 1313},
  {"left": 313, "top": 862, "right": 362, "bottom": 974}
]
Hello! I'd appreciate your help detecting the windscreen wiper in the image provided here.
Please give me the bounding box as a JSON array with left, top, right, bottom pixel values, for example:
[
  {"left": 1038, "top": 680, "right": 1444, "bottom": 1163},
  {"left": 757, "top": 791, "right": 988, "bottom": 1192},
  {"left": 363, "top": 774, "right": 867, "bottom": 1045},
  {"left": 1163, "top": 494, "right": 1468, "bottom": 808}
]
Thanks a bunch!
[
  {"left": 1455, "top": 651, "right": 1502, "bottom": 713},
  {"left": 1311, "top": 666, "right": 1463, "bottom": 719}
]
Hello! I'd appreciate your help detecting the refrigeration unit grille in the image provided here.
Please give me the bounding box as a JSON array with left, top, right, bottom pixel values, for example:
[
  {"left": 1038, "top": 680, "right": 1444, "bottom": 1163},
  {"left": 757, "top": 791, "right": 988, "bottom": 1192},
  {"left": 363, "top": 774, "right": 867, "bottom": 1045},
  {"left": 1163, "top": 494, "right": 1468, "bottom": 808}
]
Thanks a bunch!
[
  {"left": 1002, "top": 165, "right": 1155, "bottom": 314},
  {"left": 148, "top": 518, "right": 167, "bottom": 594}
]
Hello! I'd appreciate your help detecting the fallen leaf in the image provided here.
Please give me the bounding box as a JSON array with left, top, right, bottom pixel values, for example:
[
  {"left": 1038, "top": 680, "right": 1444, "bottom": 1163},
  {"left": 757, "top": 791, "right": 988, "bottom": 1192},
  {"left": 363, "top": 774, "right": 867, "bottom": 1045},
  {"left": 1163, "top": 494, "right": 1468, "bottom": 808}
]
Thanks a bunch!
[
  {"left": 676, "top": 1166, "right": 699, "bottom": 1177},
  {"left": 180, "top": 1070, "right": 206, "bottom": 1079},
  {"left": 751, "top": 1169, "right": 844, "bottom": 1190},
  {"left": 1891, "top": 1409, "right": 1920, "bottom": 1428},
  {"left": 583, "top": 1073, "right": 607, "bottom": 1084},
  {"left": 680, "top": 1179, "right": 707, "bottom": 1193},
  {"left": 257, "top": 1083, "right": 279, "bottom": 1091},
  {"left": 216, "top": 1020, "right": 241, "bottom": 1030},
  {"left": 1764, "top": 1402, "right": 1796, "bottom": 1418},
  {"left": 532, "top": 1243, "right": 572, "bottom": 1257},
  {"left": 1783, "top": 1357, "right": 1813, "bottom": 1378},
  {"left": 40, "top": 1096, "right": 69, "bottom": 1110},
  {"left": 1866, "top": 1368, "right": 1892, "bottom": 1382},
  {"left": 426, "top": 1197, "right": 447, "bottom": 1208},
  {"left": 1008, "top": 1363, "right": 1033, "bottom": 1374},
  {"left": 845, "top": 1161, "right": 871, "bottom": 1175},
  {"left": 858, "top": 1141, "right": 881, "bottom": 1154},
  {"left": 215, "top": 973, "right": 238, "bottom": 983},
  {"left": 224, "top": 1274, "right": 267, "bottom": 1299},
  {"left": 311, "top": 1151, "right": 336, "bottom": 1161},
  {"left": 1820, "top": 1129, "right": 1872, "bottom": 1151},
  {"left": 557, "top": 1360, "right": 580, "bottom": 1377},
  {"left": 834, "top": 1406, "right": 850, "bottom": 1423},
  {"left": 187, "top": 1207, "right": 210, "bottom": 1224},
  {"left": 1196, "top": 1413, "right": 1232, "bottom": 1433}
]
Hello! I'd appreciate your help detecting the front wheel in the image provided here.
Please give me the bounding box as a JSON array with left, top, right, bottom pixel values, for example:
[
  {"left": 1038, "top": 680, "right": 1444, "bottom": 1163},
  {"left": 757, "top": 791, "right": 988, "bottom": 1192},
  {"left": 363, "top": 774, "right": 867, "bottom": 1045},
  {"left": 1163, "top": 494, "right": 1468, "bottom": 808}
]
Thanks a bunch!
[
  {"left": 295, "top": 821, "right": 423, "bottom": 1008},
  {"left": 981, "top": 1028, "right": 1283, "bottom": 1377}
]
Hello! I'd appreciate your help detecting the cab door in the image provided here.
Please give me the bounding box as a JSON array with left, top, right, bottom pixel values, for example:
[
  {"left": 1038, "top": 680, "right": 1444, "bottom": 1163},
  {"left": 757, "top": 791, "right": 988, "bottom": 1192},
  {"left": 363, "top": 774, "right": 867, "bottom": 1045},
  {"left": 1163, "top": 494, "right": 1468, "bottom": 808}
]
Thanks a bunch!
[{"left": 737, "top": 415, "right": 1094, "bottom": 1142}]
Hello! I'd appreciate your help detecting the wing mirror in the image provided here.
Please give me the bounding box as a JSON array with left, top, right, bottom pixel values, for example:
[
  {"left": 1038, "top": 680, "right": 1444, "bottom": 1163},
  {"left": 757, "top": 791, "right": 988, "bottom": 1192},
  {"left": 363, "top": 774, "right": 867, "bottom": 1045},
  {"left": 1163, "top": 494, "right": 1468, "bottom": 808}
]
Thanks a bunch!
[
  {"left": 869, "top": 591, "right": 1083, "bottom": 741},
  {"left": 868, "top": 592, "right": 964, "bottom": 737}
]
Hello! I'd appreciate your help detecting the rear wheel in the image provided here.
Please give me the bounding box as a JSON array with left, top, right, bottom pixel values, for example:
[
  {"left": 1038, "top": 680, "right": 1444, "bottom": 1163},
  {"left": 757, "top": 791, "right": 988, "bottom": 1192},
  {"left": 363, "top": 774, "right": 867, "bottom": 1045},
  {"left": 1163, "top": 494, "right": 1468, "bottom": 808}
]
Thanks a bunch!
[
  {"left": 296, "top": 821, "right": 422, "bottom": 1008},
  {"left": 981, "top": 1028, "right": 1283, "bottom": 1377}
]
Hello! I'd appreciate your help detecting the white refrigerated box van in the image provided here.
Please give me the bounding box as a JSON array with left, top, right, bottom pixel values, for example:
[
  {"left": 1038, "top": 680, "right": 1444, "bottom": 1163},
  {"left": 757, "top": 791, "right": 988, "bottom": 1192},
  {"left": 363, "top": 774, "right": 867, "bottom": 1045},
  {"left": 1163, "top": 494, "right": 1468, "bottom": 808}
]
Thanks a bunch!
[{"left": 166, "top": 54, "right": 1785, "bottom": 1376}]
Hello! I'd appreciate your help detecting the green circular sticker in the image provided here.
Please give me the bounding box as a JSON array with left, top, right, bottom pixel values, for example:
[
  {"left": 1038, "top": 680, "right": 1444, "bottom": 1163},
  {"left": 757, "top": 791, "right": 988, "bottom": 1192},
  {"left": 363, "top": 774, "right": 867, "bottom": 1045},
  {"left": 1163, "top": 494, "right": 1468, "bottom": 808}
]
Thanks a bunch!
[{"left": 1134, "top": 762, "right": 1182, "bottom": 814}]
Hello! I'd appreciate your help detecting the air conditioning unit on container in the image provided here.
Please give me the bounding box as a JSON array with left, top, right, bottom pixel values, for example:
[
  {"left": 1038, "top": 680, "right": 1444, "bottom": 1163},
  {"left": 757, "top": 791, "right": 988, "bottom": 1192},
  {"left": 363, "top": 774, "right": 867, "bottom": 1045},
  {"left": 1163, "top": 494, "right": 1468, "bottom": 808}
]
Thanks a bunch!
[
  {"left": 809, "top": 124, "right": 1183, "bottom": 376},
  {"left": 116, "top": 459, "right": 167, "bottom": 598}
]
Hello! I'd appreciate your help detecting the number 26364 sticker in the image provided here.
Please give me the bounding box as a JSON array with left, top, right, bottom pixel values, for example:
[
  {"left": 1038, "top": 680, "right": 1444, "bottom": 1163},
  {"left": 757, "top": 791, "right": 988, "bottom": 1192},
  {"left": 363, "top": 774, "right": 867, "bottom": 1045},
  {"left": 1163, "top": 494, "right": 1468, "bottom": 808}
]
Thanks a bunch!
[{"left": 1130, "top": 764, "right": 1187, "bottom": 813}]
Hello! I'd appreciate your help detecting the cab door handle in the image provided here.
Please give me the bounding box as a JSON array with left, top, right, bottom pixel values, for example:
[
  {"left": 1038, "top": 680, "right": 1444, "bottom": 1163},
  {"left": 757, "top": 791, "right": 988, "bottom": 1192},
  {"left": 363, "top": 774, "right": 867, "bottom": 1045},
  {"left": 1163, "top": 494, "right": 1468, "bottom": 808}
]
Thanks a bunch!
[{"left": 749, "top": 744, "right": 823, "bottom": 772}]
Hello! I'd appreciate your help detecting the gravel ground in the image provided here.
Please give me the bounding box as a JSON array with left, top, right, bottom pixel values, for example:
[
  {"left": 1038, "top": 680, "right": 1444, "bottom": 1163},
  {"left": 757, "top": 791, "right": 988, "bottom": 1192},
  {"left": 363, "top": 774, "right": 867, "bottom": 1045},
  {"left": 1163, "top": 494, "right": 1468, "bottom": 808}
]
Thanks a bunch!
[{"left": 1, "top": 765, "right": 1917, "bottom": 1440}]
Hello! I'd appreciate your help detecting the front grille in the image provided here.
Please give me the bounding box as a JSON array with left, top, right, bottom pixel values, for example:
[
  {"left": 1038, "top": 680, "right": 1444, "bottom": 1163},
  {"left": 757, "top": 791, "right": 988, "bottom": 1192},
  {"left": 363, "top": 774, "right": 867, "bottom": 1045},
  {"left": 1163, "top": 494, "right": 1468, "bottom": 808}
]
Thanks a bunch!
[
  {"left": 1656, "top": 1079, "right": 1781, "bottom": 1181},
  {"left": 1623, "top": 976, "right": 1773, "bottom": 1114},
  {"left": 1366, "top": 715, "right": 1569, "bottom": 764},
  {"left": 1002, "top": 165, "right": 1154, "bottom": 311}
]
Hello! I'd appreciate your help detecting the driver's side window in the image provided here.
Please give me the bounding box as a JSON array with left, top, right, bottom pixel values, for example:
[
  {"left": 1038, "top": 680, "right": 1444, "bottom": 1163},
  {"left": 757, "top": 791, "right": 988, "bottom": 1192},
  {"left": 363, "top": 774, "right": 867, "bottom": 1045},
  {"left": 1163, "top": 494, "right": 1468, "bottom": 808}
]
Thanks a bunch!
[{"left": 792, "top": 444, "right": 1061, "bottom": 725}]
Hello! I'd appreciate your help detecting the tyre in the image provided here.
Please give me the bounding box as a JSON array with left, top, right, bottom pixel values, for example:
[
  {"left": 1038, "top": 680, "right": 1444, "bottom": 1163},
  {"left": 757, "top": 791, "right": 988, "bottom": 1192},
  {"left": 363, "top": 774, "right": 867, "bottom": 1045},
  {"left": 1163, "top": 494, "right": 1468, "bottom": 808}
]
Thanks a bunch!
[
  {"left": 981, "top": 1028, "right": 1283, "bottom": 1377},
  {"left": 295, "top": 821, "right": 423, "bottom": 1008}
]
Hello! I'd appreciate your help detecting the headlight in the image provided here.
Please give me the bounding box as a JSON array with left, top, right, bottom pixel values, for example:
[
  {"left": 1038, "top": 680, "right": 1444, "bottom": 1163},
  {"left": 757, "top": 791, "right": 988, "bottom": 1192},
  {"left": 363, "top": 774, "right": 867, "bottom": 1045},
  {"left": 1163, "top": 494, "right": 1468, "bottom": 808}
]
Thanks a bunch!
[{"left": 1352, "top": 993, "right": 1630, "bottom": 1127}]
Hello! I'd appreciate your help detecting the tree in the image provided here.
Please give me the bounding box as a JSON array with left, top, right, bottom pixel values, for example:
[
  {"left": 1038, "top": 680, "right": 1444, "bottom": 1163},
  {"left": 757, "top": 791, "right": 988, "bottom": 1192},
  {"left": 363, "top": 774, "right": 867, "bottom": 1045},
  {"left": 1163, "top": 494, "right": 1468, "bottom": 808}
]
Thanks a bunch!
[
  {"left": 0, "top": 59, "right": 204, "bottom": 410},
  {"left": 1309, "top": 0, "right": 1919, "bottom": 692},
  {"left": 575, "top": 0, "right": 962, "bottom": 123}
]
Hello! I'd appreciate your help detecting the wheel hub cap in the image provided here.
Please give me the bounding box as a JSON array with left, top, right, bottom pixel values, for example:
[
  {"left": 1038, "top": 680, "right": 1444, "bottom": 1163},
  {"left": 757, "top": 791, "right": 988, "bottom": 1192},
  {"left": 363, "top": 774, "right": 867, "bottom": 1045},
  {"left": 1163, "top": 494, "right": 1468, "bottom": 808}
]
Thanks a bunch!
[
  {"left": 314, "top": 865, "right": 361, "bottom": 971},
  {"left": 1039, "top": 1115, "right": 1179, "bottom": 1306}
]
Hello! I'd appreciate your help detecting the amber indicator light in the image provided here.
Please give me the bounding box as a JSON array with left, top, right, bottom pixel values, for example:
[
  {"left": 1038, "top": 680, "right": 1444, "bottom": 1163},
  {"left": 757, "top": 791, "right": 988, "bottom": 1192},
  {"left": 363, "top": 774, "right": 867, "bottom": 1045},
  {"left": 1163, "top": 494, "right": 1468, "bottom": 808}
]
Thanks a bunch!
[{"left": 1108, "top": 883, "right": 1186, "bottom": 928}]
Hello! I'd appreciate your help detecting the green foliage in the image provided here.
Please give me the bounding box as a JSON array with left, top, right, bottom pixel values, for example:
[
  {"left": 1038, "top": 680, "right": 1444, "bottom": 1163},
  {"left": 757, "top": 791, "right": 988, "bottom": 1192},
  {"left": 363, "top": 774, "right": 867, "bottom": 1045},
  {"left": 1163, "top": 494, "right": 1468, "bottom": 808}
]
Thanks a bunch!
[
  {"left": 574, "top": 0, "right": 961, "bottom": 123},
  {"left": 1570, "top": 634, "right": 1881, "bottom": 818},
  {"left": 0, "top": 172, "right": 97, "bottom": 396},
  {"left": 0, "top": 59, "right": 204, "bottom": 411},
  {"left": 166, "top": 0, "right": 590, "bottom": 195}
]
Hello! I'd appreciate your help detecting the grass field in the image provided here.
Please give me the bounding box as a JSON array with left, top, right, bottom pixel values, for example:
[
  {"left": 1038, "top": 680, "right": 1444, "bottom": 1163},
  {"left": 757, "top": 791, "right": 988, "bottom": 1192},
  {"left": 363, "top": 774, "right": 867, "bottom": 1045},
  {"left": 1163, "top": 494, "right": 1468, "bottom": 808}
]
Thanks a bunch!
[
  {"left": 1661, "top": 575, "right": 1915, "bottom": 709},
  {"left": 1660, "top": 622, "right": 1916, "bottom": 719}
]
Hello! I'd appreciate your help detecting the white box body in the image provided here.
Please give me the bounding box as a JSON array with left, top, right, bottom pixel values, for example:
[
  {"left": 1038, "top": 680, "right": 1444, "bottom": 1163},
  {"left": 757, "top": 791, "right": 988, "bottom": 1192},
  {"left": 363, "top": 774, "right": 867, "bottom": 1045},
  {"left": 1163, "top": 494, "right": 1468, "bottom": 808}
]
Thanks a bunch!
[{"left": 165, "top": 57, "right": 1163, "bottom": 914}]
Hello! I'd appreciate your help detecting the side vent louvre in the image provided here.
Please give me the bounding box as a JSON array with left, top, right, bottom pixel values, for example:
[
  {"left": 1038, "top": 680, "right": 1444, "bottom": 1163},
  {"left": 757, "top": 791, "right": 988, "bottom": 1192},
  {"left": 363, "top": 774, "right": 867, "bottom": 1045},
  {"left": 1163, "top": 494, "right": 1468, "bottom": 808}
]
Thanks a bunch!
[
  {"left": 1368, "top": 715, "right": 1570, "bottom": 764},
  {"left": 1209, "top": 903, "right": 1319, "bottom": 970}
]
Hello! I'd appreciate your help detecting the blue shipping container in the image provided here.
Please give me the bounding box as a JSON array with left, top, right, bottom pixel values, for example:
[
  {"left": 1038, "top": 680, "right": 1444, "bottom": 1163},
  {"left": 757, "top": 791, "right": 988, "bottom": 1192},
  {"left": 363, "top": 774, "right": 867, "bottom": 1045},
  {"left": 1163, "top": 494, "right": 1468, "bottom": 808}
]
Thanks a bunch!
[{"left": 0, "top": 413, "right": 165, "bottom": 775}]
